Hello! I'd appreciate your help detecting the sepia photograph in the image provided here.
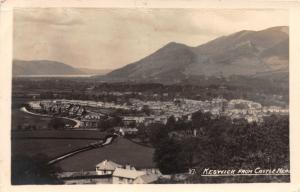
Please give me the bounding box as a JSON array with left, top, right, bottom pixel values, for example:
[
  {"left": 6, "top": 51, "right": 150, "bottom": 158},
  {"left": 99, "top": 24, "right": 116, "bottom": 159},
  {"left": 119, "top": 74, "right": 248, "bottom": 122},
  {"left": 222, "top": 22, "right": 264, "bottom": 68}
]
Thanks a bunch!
[{"left": 8, "top": 7, "right": 291, "bottom": 185}]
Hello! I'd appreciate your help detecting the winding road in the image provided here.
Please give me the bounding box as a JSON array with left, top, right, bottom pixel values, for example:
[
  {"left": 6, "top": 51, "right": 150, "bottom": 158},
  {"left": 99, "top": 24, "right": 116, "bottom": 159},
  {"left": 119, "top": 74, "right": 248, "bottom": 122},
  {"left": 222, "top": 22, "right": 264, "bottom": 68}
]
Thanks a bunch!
[
  {"left": 20, "top": 107, "right": 81, "bottom": 128},
  {"left": 47, "top": 133, "right": 119, "bottom": 165}
]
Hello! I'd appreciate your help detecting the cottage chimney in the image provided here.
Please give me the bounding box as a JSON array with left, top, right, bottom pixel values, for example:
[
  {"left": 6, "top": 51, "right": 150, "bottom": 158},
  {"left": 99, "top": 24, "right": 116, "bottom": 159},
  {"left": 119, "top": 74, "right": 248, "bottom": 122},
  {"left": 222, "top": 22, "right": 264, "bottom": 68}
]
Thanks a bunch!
[{"left": 125, "top": 164, "right": 131, "bottom": 170}]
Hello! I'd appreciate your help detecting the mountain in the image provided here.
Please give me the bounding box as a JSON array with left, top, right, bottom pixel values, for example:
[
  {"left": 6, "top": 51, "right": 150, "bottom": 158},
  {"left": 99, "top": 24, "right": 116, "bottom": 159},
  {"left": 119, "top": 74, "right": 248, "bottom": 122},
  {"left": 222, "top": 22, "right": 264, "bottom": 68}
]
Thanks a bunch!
[
  {"left": 13, "top": 60, "right": 112, "bottom": 76},
  {"left": 104, "top": 42, "right": 195, "bottom": 82},
  {"left": 100, "top": 26, "right": 288, "bottom": 83},
  {"left": 13, "top": 60, "right": 84, "bottom": 76}
]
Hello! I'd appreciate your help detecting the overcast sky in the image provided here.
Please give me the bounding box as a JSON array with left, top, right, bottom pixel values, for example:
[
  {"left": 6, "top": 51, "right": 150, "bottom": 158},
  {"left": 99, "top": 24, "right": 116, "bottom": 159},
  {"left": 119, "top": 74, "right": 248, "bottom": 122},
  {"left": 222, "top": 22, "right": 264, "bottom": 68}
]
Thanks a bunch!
[{"left": 14, "top": 8, "right": 288, "bottom": 70}]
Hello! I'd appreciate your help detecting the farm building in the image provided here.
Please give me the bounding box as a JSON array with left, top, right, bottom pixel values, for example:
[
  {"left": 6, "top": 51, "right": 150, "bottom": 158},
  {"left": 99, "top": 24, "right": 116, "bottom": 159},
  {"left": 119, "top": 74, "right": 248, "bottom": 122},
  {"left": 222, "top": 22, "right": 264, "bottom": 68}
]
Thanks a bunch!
[
  {"left": 112, "top": 167, "right": 145, "bottom": 184},
  {"left": 96, "top": 160, "right": 122, "bottom": 175}
]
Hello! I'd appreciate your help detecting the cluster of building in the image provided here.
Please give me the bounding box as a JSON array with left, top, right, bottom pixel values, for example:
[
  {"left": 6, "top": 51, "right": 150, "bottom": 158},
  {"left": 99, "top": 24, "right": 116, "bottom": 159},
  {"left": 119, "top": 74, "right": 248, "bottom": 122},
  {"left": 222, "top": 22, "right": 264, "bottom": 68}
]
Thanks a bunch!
[
  {"left": 224, "top": 99, "right": 289, "bottom": 123},
  {"left": 129, "top": 97, "right": 230, "bottom": 116},
  {"left": 28, "top": 100, "right": 105, "bottom": 129},
  {"left": 122, "top": 115, "right": 168, "bottom": 127},
  {"left": 27, "top": 97, "right": 289, "bottom": 130},
  {"left": 119, "top": 97, "right": 224, "bottom": 127},
  {"left": 58, "top": 159, "right": 161, "bottom": 184},
  {"left": 37, "top": 99, "right": 130, "bottom": 110},
  {"left": 96, "top": 160, "right": 161, "bottom": 184}
]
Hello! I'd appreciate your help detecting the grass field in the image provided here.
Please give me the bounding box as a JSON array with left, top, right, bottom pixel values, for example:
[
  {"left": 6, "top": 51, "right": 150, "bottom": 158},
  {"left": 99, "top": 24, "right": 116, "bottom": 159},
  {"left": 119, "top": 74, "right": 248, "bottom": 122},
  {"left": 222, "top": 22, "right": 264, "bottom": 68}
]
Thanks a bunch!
[
  {"left": 11, "top": 139, "right": 96, "bottom": 159},
  {"left": 12, "top": 137, "right": 156, "bottom": 171},
  {"left": 12, "top": 108, "right": 77, "bottom": 130},
  {"left": 11, "top": 109, "right": 53, "bottom": 130},
  {"left": 56, "top": 137, "right": 155, "bottom": 171},
  {"left": 12, "top": 130, "right": 106, "bottom": 139}
]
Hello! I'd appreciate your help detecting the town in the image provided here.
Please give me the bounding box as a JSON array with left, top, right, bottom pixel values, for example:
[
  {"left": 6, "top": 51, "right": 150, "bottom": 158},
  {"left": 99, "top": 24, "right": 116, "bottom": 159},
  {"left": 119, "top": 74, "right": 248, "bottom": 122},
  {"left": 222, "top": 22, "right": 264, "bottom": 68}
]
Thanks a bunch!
[{"left": 26, "top": 97, "right": 289, "bottom": 131}]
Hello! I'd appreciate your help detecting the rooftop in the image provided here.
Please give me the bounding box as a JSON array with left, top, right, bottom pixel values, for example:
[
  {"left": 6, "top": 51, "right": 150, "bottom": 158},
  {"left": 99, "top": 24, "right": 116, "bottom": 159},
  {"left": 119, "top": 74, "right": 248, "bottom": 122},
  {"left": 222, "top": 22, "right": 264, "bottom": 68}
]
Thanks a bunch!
[
  {"left": 96, "top": 160, "right": 122, "bottom": 171},
  {"left": 112, "top": 167, "right": 145, "bottom": 179}
]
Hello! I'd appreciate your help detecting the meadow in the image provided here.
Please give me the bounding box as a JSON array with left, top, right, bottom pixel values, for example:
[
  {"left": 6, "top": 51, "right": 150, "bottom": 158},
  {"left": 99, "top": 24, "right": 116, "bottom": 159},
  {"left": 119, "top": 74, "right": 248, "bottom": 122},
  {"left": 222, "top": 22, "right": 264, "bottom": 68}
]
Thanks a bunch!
[
  {"left": 56, "top": 137, "right": 155, "bottom": 172},
  {"left": 12, "top": 137, "right": 155, "bottom": 172},
  {"left": 12, "top": 139, "right": 96, "bottom": 159},
  {"left": 12, "top": 130, "right": 106, "bottom": 139}
]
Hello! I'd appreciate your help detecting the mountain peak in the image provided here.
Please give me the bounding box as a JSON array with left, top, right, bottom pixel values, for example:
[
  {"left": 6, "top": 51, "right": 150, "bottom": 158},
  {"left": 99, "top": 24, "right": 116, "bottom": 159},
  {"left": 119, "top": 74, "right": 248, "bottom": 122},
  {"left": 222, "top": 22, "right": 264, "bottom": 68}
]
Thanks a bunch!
[
  {"left": 100, "top": 26, "right": 289, "bottom": 84},
  {"left": 163, "top": 42, "right": 190, "bottom": 49}
]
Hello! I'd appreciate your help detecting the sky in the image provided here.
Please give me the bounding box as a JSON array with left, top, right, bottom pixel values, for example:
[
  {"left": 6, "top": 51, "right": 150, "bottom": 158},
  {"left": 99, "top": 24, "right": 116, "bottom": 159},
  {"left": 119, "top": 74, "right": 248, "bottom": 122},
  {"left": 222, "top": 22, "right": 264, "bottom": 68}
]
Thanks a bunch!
[{"left": 13, "top": 8, "right": 288, "bottom": 70}]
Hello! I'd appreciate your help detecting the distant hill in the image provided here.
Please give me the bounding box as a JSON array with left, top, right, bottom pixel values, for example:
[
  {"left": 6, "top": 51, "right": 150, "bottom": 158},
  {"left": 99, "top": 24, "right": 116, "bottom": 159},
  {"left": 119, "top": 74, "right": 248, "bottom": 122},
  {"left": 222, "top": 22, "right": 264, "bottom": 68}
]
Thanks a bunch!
[
  {"left": 99, "top": 26, "right": 288, "bottom": 84},
  {"left": 13, "top": 60, "right": 111, "bottom": 76},
  {"left": 13, "top": 60, "right": 84, "bottom": 76}
]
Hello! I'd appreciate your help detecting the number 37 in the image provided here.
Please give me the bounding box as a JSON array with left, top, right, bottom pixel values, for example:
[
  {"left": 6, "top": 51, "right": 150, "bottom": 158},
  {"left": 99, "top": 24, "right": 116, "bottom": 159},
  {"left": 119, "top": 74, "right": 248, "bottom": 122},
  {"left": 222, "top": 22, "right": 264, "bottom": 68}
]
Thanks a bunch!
[{"left": 189, "top": 168, "right": 196, "bottom": 175}]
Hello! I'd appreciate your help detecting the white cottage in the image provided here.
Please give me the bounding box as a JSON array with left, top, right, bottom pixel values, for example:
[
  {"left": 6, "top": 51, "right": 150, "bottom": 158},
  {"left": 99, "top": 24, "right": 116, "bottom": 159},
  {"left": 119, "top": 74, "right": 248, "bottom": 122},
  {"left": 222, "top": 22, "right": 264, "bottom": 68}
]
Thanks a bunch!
[
  {"left": 112, "top": 167, "right": 146, "bottom": 184},
  {"left": 96, "top": 160, "right": 122, "bottom": 175}
]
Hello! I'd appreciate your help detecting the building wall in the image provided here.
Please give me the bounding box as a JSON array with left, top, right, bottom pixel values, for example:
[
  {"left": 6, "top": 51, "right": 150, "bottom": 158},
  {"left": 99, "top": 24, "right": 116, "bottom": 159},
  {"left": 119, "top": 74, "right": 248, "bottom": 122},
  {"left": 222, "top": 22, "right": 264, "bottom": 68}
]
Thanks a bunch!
[
  {"left": 63, "top": 177, "right": 112, "bottom": 184},
  {"left": 96, "top": 170, "right": 113, "bottom": 175},
  {"left": 133, "top": 177, "right": 144, "bottom": 184},
  {"left": 112, "top": 176, "right": 134, "bottom": 184}
]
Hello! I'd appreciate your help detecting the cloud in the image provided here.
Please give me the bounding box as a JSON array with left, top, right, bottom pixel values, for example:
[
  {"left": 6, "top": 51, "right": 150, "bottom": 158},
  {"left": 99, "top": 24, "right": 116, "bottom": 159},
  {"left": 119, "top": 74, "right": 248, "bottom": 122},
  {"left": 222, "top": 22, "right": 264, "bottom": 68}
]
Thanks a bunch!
[
  {"left": 14, "top": 8, "right": 83, "bottom": 26},
  {"left": 13, "top": 8, "right": 288, "bottom": 70}
]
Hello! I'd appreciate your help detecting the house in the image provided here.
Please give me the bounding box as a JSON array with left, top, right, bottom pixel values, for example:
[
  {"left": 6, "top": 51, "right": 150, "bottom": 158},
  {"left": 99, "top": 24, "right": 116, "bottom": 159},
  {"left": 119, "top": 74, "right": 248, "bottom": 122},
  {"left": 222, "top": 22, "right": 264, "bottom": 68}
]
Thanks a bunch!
[
  {"left": 76, "top": 107, "right": 86, "bottom": 116},
  {"left": 154, "top": 116, "right": 168, "bottom": 124},
  {"left": 122, "top": 116, "right": 145, "bottom": 126},
  {"left": 144, "top": 116, "right": 155, "bottom": 125},
  {"left": 112, "top": 167, "right": 146, "bottom": 184},
  {"left": 69, "top": 106, "right": 80, "bottom": 116},
  {"left": 80, "top": 113, "right": 102, "bottom": 128},
  {"left": 119, "top": 128, "right": 138, "bottom": 135},
  {"left": 28, "top": 101, "right": 42, "bottom": 110},
  {"left": 96, "top": 160, "right": 122, "bottom": 175}
]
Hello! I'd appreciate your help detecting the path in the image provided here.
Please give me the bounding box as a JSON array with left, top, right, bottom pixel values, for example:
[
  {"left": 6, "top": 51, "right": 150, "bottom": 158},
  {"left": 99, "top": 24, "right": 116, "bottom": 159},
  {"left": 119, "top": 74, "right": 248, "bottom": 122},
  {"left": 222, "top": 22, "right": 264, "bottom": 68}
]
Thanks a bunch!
[
  {"left": 47, "top": 133, "right": 119, "bottom": 165},
  {"left": 20, "top": 107, "right": 81, "bottom": 128}
]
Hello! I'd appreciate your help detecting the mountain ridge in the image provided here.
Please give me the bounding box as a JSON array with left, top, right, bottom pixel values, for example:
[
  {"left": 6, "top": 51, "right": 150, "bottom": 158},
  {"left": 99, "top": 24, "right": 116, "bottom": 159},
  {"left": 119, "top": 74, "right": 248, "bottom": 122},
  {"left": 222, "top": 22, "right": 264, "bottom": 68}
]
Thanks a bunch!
[
  {"left": 13, "top": 60, "right": 84, "bottom": 76},
  {"left": 12, "top": 60, "right": 111, "bottom": 76},
  {"left": 100, "top": 26, "right": 288, "bottom": 83}
]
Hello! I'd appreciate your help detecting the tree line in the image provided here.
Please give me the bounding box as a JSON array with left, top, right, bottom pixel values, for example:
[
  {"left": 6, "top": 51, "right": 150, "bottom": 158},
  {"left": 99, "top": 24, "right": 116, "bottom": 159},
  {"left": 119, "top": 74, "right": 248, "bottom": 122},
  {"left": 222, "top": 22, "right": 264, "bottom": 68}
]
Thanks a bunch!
[{"left": 141, "top": 111, "right": 289, "bottom": 182}]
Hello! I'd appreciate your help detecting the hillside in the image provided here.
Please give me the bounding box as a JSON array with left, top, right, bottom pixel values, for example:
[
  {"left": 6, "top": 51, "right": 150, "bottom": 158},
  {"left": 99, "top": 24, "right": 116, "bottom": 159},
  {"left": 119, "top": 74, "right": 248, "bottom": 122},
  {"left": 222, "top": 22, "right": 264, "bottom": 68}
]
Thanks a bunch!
[
  {"left": 100, "top": 26, "right": 289, "bottom": 84},
  {"left": 13, "top": 60, "right": 84, "bottom": 76}
]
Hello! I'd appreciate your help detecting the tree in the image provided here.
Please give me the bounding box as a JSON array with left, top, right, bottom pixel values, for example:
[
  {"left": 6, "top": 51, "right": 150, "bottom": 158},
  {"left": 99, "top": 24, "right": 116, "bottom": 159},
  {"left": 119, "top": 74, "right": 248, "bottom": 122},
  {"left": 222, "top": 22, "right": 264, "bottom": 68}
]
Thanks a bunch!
[
  {"left": 11, "top": 153, "right": 63, "bottom": 185},
  {"left": 154, "top": 138, "right": 189, "bottom": 174},
  {"left": 136, "top": 124, "right": 148, "bottom": 142},
  {"left": 141, "top": 105, "right": 151, "bottom": 116},
  {"left": 166, "top": 115, "right": 176, "bottom": 131},
  {"left": 81, "top": 108, "right": 88, "bottom": 116},
  {"left": 112, "top": 116, "right": 124, "bottom": 127},
  {"left": 146, "top": 123, "right": 168, "bottom": 147},
  {"left": 48, "top": 118, "right": 65, "bottom": 130},
  {"left": 191, "top": 111, "right": 211, "bottom": 130},
  {"left": 98, "top": 119, "right": 111, "bottom": 131},
  {"left": 127, "top": 121, "right": 136, "bottom": 128}
]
